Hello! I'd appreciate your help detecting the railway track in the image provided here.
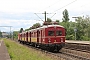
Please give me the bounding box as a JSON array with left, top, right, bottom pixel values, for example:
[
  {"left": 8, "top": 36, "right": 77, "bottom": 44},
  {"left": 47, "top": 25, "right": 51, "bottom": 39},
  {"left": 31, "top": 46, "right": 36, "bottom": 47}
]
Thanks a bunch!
[
  {"left": 65, "top": 42, "right": 90, "bottom": 53},
  {"left": 11, "top": 39, "right": 90, "bottom": 60},
  {"left": 60, "top": 48, "right": 90, "bottom": 60}
]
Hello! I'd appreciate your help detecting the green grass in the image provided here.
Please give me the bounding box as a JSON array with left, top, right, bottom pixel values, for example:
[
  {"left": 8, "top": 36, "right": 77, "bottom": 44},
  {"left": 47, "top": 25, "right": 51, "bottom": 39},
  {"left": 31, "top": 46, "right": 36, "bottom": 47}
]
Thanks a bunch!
[
  {"left": 0, "top": 38, "right": 1, "bottom": 40},
  {"left": 3, "top": 39, "right": 52, "bottom": 60}
]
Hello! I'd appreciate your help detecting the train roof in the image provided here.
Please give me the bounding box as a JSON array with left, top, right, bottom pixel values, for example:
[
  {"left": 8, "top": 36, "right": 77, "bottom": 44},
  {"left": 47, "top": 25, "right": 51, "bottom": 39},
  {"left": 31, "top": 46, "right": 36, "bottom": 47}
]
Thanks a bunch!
[
  {"left": 28, "top": 25, "right": 64, "bottom": 32},
  {"left": 36, "top": 25, "right": 64, "bottom": 29},
  {"left": 19, "top": 25, "right": 65, "bottom": 33},
  {"left": 42, "top": 25, "right": 64, "bottom": 28},
  {"left": 19, "top": 31, "right": 28, "bottom": 34}
]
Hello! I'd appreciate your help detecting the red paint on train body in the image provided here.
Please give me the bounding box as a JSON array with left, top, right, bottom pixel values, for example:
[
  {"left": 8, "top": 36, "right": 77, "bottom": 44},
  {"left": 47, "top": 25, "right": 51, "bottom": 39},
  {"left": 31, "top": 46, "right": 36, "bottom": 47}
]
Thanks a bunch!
[{"left": 18, "top": 25, "right": 65, "bottom": 52}]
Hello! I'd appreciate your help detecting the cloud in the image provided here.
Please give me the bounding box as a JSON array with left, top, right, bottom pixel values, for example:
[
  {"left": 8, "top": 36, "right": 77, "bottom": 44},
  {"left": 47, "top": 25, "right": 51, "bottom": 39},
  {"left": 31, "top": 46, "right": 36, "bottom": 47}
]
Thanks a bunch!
[
  {"left": 0, "top": 0, "right": 90, "bottom": 32},
  {"left": 0, "top": 12, "right": 44, "bottom": 20},
  {"left": 0, "top": 0, "right": 60, "bottom": 13},
  {"left": 0, "top": 19, "right": 43, "bottom": 32}
]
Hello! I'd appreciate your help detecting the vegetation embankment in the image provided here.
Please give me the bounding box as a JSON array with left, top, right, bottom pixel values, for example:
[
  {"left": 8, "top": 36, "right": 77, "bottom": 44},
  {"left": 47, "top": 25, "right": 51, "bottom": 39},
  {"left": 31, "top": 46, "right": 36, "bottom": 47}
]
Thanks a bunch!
[{"left": 4, "top": 39, "right": 52, "bottom": 60}]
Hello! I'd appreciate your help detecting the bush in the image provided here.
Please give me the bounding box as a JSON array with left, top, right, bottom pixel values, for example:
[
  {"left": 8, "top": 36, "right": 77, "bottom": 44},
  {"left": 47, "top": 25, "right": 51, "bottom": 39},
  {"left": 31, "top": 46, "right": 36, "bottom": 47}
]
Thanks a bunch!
[
  {"left": 81, "top": 36, "right": 90, "bottom": 41},
  {"left": 66, "top": 35, "right": 74, "bottom": 40}
]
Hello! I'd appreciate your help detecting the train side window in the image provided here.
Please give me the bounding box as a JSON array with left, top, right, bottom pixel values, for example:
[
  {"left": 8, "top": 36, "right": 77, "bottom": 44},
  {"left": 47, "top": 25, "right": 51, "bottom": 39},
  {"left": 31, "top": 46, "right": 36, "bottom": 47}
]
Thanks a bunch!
[
  {"left": 37, "top": 30, "right": 40, "bottom": 34},
  {"left": 31, "top": 32, "right": 33, "bottom": 37},
  {"left": 48, "top": 31, "right": 54, "bottom": 36},
  {"left": 56, "top": 31, "right": 62, "bottom": 36}
]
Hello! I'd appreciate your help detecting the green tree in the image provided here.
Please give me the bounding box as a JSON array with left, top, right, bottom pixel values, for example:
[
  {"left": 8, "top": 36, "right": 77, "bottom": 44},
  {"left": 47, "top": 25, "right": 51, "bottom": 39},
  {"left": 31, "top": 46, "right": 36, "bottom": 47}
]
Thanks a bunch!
[
  {"left": 60, "top": 22, "right": 73, "bottom": 40},
  {"left": 25, "top": 28, "right": 30, "bottom": 31},
  {"left": 47, "top": 18, "right": 52, "bottom": 22},
  {"left": 55, "top": 20, "right": 59, "bottom": 25},
  {"left": 43, "top": 18, "right": 52, "bottom": 25},
  {"left": 19, "top": 28, "right": 23, "bottom": 33},
  {"left": 56, "top": 20, "right": 59, "bottom": 23},
  {"left": 76, "top": 16, "right": 90, "bottom": 40},
  {"left": 0, "top": 31, "right": 2, "bottom": 37},
  {"left": 13, "top": 31, "right": 18, "bottom": 40},
  {"left": 62, "top": 9, "right": 69, "bottom": 22},
  {"left": 61, "top": 9, "right": 70, "bottom": 40},
  {"left": 66, "top": 21, "right": 75, "bottom": 40},
  {"left": 33, "top": 23, "right": 41, "bottom": 28}
]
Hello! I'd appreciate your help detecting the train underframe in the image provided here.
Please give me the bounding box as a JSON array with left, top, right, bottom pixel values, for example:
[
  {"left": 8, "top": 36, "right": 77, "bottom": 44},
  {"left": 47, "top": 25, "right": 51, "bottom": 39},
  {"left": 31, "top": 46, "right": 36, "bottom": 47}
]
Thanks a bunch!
[
  {"left": 18, "top": 40, "right": 65, "bottom": 52},
  {"left": 40, "top": 43, "right": 65, "bottom": 52}
]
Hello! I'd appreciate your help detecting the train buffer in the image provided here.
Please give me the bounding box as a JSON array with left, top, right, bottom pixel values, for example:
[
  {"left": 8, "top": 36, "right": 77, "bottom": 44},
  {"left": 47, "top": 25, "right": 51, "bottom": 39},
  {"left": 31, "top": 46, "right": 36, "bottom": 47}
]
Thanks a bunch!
[{"left": 0, "top": 40, "right": 11, "bottom": 60}]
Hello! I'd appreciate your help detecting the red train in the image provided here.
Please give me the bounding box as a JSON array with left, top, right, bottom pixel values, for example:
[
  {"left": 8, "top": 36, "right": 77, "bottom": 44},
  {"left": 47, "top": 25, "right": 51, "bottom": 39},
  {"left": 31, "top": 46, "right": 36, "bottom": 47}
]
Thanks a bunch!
[{"left": 18, "top": 25, "right": 65, "bottom": 52}]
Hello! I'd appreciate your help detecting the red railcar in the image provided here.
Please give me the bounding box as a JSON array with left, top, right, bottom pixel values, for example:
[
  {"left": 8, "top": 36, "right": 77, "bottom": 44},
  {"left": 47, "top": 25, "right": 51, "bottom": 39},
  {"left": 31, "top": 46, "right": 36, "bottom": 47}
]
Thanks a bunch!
[{"left": 18, "top": 25, "right": 65, "bottom": 52}]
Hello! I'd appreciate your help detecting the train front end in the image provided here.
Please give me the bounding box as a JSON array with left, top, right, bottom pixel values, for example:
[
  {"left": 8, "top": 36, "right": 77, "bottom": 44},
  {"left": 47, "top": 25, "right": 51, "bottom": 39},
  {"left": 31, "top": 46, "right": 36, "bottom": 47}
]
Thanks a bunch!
[{"left": 45, "top": 25, "right": 65, "bottom": 52}]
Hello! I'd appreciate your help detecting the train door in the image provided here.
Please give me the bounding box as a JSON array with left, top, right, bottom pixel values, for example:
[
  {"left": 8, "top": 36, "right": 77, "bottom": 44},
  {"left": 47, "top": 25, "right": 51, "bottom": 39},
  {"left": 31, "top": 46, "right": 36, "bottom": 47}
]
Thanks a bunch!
[
  {"left": 41, "top": 30, "right": 42, "bottom": 43},
  {"left": 24, "top": 33, "right": 25, "bottom": 41},
  {"left": 20, "top": 34, "right": 22, "bottom": 40},
  {"left": 37, "top": 30, "right": 42, "bottom": 43},
  {"left": 30, "top": 32, "right": 31, "bottom": 43},
  {"left": 18, "top": 34, "right": 20, "bottom": 40},
  {"left": 37, "top": 30, "right": 39, "bottom": 43},
  {"left": 26, "top": 32, "right": 28, "bottom": 42}
]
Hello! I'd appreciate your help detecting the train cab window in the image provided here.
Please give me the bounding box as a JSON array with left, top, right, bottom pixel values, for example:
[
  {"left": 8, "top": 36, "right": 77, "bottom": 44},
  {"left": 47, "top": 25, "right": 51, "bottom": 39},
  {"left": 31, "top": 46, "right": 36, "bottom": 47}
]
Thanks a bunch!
[
  {"left": 48, "top": 31, "right": 54, "bottom": 36},
  {"left": 56, "top": 31, "right": 62, "bottom": 36}
]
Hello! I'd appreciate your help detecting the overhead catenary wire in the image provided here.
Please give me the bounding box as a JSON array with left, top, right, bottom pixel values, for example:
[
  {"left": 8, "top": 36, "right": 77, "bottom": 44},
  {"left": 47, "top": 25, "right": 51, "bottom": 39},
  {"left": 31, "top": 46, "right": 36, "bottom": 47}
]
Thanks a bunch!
[
  {"left": 46, "top": 0, "right": 77, "bottom": 19},
  {"left": 38, "top": 0, "right": 62, "bottom": 12},
  {"left": 29, "top": 0, "right": 87, "bottom": 20},
  {"left": 50, "top": 13, "right": 56, "bottom": 18},
  {"left": 39, "top": 0, "right": 89, "bottom": 20},
  {"left": 74, "top": 3, "right": 90, "bottom": 17},
  {"left": 52, "top": 0, "right": 77, "bottom": 13},
  {"left": 34, "top": 13, "right": 44, "bottom": 22}
]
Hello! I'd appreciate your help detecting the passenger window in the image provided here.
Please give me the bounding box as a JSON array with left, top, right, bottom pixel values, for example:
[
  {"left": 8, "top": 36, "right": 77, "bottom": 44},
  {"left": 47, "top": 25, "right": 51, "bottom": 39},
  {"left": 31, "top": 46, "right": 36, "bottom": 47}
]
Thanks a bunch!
[
  {"left": 56, "top": 31, "right": 62, "bottom": 36},
  {"left": 48, "top": 31, "right": 54, "bottom": 36}
]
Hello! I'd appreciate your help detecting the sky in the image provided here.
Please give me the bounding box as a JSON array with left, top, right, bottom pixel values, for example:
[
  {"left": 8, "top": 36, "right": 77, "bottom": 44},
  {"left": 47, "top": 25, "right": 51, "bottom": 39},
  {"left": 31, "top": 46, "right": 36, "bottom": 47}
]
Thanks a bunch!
[{"left": 0, "top": 0, "right": 90, "bottom": 32}]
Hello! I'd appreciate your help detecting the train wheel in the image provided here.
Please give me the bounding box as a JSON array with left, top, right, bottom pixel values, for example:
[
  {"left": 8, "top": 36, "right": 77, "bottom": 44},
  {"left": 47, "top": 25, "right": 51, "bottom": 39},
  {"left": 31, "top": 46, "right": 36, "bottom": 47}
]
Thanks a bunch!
[
  {"left": 35, "top": 44, "right": 37, "bottom": 48},
  {"left": 47, "top": 47, "right": 54, "bottom": 52},
  {"left": 19, "top": 41, "right": 21, "bottom": 43},
  {"left": 56, "top": 49, "right": 59, "bottom": 52}
]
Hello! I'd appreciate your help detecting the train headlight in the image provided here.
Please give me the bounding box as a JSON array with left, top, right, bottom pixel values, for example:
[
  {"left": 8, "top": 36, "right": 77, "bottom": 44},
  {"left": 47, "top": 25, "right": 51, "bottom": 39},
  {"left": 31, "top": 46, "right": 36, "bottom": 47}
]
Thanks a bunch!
[
  {"left": 43, "top": 39, "right": 45, "bottom": 42},
  {"left": 61, "top": 38, "right": 63, "bottom": 42},
  {"left": 48, "top": 38, "right": 51, "bottom": 43},
  {"left": 54, "top": 40, "right": 56, "bottom": 42}
]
